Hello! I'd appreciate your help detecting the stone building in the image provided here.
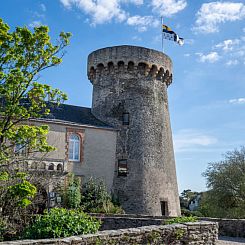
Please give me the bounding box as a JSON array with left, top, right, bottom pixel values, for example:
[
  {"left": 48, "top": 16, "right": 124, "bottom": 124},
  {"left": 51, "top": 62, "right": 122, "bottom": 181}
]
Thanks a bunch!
[{"left": 30, "top": 45, "right": 180, "bottom": 217}]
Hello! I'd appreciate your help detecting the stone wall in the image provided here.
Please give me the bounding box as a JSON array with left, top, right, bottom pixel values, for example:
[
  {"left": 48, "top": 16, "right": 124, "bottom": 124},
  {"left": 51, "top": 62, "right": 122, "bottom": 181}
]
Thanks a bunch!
[
  {"left": 2, "top": 222, "right": 218, "bottom": 245},
  {"left": 89, "top": 213, "right": 167, "bottom": 230},
  {"left": 93, "top": 214, "right": 245, "bottom": 238},
  {"left": 30, "top": 120, "right": 117, "bottom": 192},
  {"left": 201, "top": 217, "right": 245, "bottom": 238}
]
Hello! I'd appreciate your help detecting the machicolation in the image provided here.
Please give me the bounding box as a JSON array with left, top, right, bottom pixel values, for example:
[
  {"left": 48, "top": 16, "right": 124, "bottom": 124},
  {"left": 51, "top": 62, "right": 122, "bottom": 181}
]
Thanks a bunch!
[{"left": 88, "top": 46, "right": 173, "bottom": 86}]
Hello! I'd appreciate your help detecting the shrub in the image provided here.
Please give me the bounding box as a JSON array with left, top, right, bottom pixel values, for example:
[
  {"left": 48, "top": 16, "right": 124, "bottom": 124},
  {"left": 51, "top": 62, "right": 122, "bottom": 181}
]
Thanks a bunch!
[
  {"left": 0, "top": 218, "right": 7, "bottom": 241},
  {"left": 165, "top": 216, "right": 198, "bottom": 225},
  {"left": 89, "top": 202, "right": 124, "bottom": 214},
  {"left": 190, "top": 210, "right": 203, "bottom": 217},
  {"left": 81, "top": 178, "right": 124, "bottom": 214},
  {"left": 181, "top": 208, "right": 203, "bottom": 217},
  {"left": 22, "top": 208, "right": 101, "bottom": 239}
]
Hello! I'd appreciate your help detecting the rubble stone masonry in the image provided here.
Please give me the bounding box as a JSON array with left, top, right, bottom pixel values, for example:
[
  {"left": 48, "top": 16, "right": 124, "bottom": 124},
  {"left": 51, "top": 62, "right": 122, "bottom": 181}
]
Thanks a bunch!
[{"left": 87, "top": 45, "right": 180, "bottom": 216}]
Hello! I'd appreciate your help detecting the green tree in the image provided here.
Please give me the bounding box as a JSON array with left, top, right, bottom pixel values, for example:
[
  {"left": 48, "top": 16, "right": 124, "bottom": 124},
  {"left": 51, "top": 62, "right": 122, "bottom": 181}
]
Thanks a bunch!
[
  {"left": 0, "top": 17, "right": 71, "bottom": 229},
  {"left": 180, "top": 189, "right": 198, "bottom": 209},
  {"left": 200, "top": 146, "right": 245, "bottom": 218},
  {"left": 0, "top": 18, "right": 70, "bottom": 163}
]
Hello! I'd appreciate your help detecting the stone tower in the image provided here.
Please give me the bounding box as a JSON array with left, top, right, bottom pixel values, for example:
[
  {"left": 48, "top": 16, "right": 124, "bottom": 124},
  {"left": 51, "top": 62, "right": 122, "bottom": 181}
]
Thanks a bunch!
[{"left": 87, "top": 45, "right": 180, "bottom": 216}]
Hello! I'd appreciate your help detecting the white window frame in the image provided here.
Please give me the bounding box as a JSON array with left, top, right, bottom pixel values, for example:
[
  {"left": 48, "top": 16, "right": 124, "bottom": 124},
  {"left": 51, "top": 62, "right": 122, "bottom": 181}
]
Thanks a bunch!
[{"left": 69, "top": 134, "right": 80, "bottom": 162}]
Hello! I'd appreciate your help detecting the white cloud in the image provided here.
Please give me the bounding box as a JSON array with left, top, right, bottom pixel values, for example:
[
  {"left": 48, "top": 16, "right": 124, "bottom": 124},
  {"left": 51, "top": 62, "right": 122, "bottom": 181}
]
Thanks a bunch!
[
  {"left": 213, "top": 36, "right": 245, "bottom": 65},
  {"left": 173, "top": 129, "right": 218, "bottom": 153},
  {"left": 29, "top": 21, "right": 42, "bottom": 28},
  {"left": 184, "top": 39, "right": 194, "bottom": 45},
  {"left": 122, "top": 0, "right": 143, "bottom": 5},
  {"left": 40, "top": 3, "right": 46, "bottom": 12},
  {"left": 193, "top": 2, "right": 245, "bottom": 33},
  {"left": 226, "top": 59, "right": 239, "bottom": 66},
  {"left": 152, "top": 34, "right": 161, "bottom": 44},
  {"left": 60, "top": 0, "right": 129, "bottom": 25},
  {"left": 127, "top": 15, "right": 159, "bottom": 32},
  {"left": 229, "top": 98, "right": 245, "bottom": 104},
  {"left": 215, "top": 39, "right": 240, "bottom": 52},
  {"left": 151, "top": 0, "right": 187, "bottom": 17},
  {"left": 184, "top": 53, "right": 190, "bottom": 57},
  {"left": 196, "top": 52, "right": 220, "bottom": 63},
  {"left": 60, "top": 0, "right": 73, "bottom": 8},
  {"left": 60, "top": 0, "right": 161, "bottom": 31},
  {"left": 132, "top": 35, "right": 142, "bottom": 41},
  {"left": 60, "top": 0, "right": 149, "bottom": 25}
]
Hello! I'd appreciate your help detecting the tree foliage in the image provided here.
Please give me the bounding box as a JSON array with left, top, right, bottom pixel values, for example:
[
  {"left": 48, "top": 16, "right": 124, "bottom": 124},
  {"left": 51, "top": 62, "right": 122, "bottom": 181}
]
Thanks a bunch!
[
  {"left": 0, "top": 17, "right": 71, "bottom": 223},
  {"left": 200, "top": 146, "right": 245, "bottom": 218},
  {"left": 179, "top": 189, "right": 199, "bottom": 209},
  {"left": 0, "top": 18, "right": 71, "bottom": 162}
]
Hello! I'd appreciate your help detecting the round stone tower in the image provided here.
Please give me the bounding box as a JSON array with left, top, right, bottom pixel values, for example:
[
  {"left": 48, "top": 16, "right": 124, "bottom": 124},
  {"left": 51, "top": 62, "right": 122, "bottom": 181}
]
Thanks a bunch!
[{"left": 87, "top": 45, "right": 180, "bottom": 216}]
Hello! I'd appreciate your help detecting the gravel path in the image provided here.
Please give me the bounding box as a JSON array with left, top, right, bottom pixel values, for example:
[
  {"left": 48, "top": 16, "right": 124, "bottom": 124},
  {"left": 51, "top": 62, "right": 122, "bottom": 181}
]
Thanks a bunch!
[{"left": 218, "top": 236, "right": 245, "bottom": 244}]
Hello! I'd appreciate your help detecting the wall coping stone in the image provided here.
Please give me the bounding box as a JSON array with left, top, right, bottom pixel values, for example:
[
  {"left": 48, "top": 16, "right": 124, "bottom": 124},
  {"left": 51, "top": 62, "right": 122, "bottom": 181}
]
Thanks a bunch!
[
  {"left": 200, "top": 217, "right": 245, "bottom": 238},
  {"left": 89, "top": 213, "right": 168, "bottom": 218},
  {"left": 1, "top": 221, "right": 218, "bottom": 245}
]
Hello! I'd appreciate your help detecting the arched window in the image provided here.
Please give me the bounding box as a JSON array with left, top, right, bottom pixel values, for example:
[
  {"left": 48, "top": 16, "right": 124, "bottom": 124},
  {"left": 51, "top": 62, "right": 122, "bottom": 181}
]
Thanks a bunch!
[
  {"left": 69, "top": 134, "right": 80, "bottom": 161},
  {"left": 48, "top": 163, "right": 54, "bottom": 170},
  {"left": 57, "top": 164, "right": 63, "bottom": 171}
]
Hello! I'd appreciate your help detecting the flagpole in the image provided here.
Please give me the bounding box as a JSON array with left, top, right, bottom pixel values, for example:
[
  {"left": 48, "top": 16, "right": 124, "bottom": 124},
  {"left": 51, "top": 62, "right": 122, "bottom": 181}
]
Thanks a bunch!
[{"left": 161, "top": 16, "right": 164, "bottom": 53}]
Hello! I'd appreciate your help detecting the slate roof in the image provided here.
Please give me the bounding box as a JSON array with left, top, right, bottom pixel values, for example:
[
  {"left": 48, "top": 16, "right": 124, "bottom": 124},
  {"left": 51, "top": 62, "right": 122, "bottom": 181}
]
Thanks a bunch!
[{"left": 43, "top": 103, "right": 113, "bottom": 129}]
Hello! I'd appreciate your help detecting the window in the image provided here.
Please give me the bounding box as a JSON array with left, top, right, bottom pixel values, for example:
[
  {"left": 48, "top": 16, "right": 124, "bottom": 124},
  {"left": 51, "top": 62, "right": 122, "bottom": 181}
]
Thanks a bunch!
[
  {"left": 122, "top": 113, "right": 129, "bottom": 125},
  {"left": 118, "top": 159, "right": 128, "bottom": 176},
  {"left": 57, "top": 164, "right": 63, "bottom": 171},
  {"left": 48, "top": 163, "right": 54, "bottom": 170},
  {"left": 15, "top": 143, "right": 27, "bottom": 155},
  {"left": 69, "top": 134, "right": 80, "bottom": 161}
]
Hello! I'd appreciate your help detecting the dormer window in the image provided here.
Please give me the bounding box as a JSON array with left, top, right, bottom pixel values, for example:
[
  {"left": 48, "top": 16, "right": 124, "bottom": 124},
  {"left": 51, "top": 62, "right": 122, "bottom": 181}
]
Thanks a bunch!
[{"left": 122, "top": 112, "right": 129, "bottom": 125}]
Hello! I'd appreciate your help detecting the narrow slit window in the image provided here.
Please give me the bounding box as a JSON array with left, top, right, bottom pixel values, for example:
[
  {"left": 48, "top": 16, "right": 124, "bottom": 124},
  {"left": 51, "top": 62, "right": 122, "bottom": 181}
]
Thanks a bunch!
[
  {"left": 118, "top": 159, "right": 128, "bottom": 176},
  {"left": 122, "top": 113, "right": 129, "bottom": 125}
]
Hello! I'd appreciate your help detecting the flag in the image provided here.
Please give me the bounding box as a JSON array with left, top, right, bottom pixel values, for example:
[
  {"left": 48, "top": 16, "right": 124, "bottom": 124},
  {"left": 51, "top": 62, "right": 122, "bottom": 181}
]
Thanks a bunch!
[{"left": 162, "top": 24, "right": 184, "bottom": 46}]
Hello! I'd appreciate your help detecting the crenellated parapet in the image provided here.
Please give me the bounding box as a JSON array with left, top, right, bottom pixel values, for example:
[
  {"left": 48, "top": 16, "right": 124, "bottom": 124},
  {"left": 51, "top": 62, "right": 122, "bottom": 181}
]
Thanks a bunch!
[{"left": 87, "top": 45, "right": 173, "bottom": 86}]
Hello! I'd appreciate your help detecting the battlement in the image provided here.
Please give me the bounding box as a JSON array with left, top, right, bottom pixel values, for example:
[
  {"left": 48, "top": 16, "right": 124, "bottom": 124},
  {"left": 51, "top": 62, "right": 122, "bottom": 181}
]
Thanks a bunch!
[{"left": 87, "top": 45, "right": 173, "bottom": 86}]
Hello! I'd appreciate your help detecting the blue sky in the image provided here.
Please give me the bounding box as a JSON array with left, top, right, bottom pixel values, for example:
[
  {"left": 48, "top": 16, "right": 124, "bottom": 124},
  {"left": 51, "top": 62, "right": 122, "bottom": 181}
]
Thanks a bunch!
[{"left": 1, "top": 0, "right": 245, "bottom": 193}]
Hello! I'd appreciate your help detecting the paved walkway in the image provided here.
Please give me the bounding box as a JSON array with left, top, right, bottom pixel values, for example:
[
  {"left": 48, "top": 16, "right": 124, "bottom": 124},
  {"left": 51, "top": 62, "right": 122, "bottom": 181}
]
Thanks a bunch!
[{"left": 218, "top": 236, "right": 245, "bottom": 244}]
